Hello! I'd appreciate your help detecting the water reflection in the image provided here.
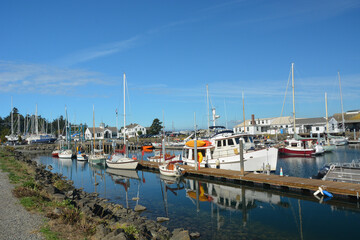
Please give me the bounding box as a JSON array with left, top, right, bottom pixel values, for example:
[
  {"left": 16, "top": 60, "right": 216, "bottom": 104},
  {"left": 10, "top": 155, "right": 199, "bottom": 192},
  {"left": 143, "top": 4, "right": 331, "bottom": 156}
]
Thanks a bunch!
[{"left": 32, "top": 147, "right": 360, "bottom": 240}]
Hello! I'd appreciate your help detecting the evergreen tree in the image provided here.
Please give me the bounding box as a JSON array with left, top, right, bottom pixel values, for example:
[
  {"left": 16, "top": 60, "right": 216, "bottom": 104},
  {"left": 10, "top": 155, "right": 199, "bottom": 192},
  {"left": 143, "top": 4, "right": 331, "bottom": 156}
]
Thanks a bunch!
[{"left": 149, "top": 118, "right": 162, "bottom": 135}]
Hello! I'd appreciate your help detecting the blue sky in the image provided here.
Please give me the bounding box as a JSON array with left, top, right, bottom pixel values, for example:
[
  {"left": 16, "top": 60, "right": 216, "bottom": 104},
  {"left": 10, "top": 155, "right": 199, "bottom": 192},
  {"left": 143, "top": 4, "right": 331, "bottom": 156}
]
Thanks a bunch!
[{"left": 1, "top": 0, "right": 359, "bottom": 130}]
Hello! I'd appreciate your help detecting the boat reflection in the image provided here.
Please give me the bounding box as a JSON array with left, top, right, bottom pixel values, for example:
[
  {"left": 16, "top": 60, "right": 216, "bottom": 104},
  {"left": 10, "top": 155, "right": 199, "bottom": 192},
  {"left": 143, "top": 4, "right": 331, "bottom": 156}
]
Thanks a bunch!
[
  {"left": 160, "top": 175, "right": 185, "bottom": 217},
  {"left": 106, "top": 168, "right": 141, "bottom": 208},
  {"left": 185, "top": 179, "right": 287, "bottom": 229}
]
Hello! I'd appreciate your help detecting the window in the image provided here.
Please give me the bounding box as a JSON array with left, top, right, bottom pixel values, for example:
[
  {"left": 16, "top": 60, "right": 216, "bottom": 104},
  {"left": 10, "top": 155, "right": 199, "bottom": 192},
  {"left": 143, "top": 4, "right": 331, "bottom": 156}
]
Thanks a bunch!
[
  {"left": 291, "top": 143, "right": 297, "bottom": 147},
  {"left": 247, "top": 127, "right": 249, "bottom": 131},
  {"left": 316, "top": 127, "right": 319, "bottom": 131},
  {"left": 228, "top": 138, "right": 234, "bottom": 146},
  {"left": 217, "top": 141, "right": 221, "bottom": 147},
  {"left": 222, "top": 140, "right": 227, "bottom": 146},
  {"left": 235, "top": 138, "right": 240, "bottom": 144}
]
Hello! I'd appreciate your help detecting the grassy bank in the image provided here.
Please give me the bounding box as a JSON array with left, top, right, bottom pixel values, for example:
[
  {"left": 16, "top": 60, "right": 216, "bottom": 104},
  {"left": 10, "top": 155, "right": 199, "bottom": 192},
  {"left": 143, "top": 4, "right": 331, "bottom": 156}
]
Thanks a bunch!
[{"left": 0, "top": 147, "right": 96, "bottom": 240}]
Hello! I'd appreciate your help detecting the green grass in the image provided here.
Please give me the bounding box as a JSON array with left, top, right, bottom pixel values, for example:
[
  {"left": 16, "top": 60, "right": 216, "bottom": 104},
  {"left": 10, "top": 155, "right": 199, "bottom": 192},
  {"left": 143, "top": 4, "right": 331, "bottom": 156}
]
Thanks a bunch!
[{"left": 40, "top": 225, "right": 60, "bottom": 240}]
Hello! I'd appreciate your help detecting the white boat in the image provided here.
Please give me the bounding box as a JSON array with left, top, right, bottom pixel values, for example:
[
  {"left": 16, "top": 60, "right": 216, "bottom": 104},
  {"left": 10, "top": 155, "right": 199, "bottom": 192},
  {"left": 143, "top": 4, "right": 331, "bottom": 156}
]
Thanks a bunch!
[
  {"left": 182, "top": 131, "right": 278, "bottom": 172},
  {"left": 76, "top": 153, "right": 88, "bottom": 161},
  {"left": 148, "top": 150, "right": 181, "bottom": 163},
  {"left": 58, "top": 149, "right": 73, "bottom": 159},
  {"left": 88, "top": 153, "right": 107, "bottom": 165},
  {"left": 159, "top": 161, "right": 183, "bottom": 177},
  {"left": 330, "top": 137, "right": 348, "bottom": 146},
  {"left": 106, "top": 73, "right": 138, "bottom": 170}
]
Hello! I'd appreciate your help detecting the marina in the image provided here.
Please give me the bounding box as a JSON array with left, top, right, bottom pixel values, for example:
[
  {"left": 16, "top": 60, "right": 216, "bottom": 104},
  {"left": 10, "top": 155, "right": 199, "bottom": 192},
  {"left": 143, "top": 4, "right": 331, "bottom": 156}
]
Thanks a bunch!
[{"left": 26, "top": 144, "right": 360, "bottom": 240}]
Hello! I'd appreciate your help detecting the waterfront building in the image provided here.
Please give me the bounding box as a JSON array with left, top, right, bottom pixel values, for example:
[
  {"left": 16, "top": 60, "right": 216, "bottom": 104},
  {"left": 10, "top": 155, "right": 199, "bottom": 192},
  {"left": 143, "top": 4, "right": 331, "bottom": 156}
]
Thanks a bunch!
[
  {"left": 85, "top": 122, "right": 119, "bottom": 140},
  {"left": 121, "top": 123, "right": 147, "bottom": 138}
]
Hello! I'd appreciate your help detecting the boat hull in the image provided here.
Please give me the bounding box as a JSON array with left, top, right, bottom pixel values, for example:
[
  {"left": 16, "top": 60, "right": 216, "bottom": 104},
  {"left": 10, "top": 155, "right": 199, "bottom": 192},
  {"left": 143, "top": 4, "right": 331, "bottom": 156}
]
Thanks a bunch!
[
  {"left": 183, "top": 147, "right": 278, "bottom": 172},
  {"left": 58, "top": 150, "right": 73, "bottom": 159},
  {"left": 278, "top": 147, "right": 314, "bottom": 157},
  {"left": 106, "top": 159, "right": 138, "bottom": 170}
]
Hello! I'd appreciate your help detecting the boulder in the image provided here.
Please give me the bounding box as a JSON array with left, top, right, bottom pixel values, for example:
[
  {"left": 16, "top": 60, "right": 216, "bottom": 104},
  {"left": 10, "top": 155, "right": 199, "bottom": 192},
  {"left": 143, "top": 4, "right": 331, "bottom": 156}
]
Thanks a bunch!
[{"left": 134, "top": 204, "right": 147, "bottom": 212}]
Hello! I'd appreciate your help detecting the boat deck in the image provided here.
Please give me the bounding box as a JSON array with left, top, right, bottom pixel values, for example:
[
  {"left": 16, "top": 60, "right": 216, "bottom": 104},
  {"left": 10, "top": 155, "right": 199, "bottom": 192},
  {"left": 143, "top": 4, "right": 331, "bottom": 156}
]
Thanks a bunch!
[{"left": 138, "top": 161, "right": 360, "bottom": 199}]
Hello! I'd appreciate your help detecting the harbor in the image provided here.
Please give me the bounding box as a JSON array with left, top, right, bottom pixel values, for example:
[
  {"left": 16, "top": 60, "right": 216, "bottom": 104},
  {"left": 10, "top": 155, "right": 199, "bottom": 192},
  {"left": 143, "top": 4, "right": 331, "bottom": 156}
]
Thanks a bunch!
[{"left": 25, "top": 144, "right": 360, "bottom": 240}]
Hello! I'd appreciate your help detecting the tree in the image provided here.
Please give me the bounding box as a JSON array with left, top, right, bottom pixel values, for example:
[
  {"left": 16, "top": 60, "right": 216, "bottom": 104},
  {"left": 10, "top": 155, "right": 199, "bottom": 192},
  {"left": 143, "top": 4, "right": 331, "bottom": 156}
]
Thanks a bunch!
[{"left": 149, "top": 118, "right": 162, "bottom": 135}]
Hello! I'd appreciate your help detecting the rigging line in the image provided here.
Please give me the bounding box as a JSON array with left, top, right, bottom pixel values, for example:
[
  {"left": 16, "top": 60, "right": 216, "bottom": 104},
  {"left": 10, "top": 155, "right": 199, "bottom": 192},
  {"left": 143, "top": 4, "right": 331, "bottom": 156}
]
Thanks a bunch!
[{"left": 280, "top": 66, "right": 292, "bottom": 118}]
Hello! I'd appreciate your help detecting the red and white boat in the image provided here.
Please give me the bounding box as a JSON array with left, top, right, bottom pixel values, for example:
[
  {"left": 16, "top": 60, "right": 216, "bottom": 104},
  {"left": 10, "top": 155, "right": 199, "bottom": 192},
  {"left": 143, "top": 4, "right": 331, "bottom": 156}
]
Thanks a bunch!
[
  {"left": 278, "top": 139, "right": 316, "bottom": 156},
  {"left": 52, "top": 149, "right": 61, "bottom": 157}
]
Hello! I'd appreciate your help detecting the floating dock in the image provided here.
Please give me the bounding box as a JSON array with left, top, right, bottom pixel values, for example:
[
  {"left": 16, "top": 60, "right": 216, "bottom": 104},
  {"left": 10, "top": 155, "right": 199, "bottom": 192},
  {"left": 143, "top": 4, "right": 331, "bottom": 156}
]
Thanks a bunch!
[{"left": 138, "top": 161, "right": 360, "bottom": 199}]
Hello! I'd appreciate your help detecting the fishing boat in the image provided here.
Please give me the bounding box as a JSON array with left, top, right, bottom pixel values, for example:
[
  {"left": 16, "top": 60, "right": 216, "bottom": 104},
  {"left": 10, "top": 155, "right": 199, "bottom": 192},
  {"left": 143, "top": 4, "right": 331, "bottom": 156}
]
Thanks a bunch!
[
  {"left": 182, "top": 131, "right": 278, "bottom": 172},
  {"left": 159, "top": 161, "right": 183, "bottom": 177},
  {"left": 106, "top": 73, "right": 138, "bottom": 170}
]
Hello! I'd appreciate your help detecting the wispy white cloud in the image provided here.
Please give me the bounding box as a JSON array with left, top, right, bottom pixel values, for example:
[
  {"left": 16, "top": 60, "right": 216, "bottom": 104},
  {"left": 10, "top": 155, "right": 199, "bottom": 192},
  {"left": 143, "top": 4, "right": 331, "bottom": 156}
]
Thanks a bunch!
[
  {"left": 0, "top": 61, "right": 113, "bottom": 95},
  {"left": 132, "top": 73, "right": 360, "bottom": 106},
  {"left": 56, "top": 36, "right": 140, "bottom": 66}
]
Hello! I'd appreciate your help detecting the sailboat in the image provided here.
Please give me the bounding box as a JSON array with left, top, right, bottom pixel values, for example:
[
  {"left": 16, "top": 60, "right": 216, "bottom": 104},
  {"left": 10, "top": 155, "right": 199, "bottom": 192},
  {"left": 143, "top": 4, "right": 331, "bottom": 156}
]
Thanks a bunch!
[
  {"left": 328, "top": 72, "right": 348, "bottom": 146},
  {"left": 106, "top": 73, "right": 138, "bottom": 170},
  {"left": 278, "top": 63, "right": 324, "bottom": 156},
  {"left": 88, "top": 105, "right": 107, "bottom": 165},
  {"left": 320, "top": 92, "right": 336, "bottom": 152},
  {"left": 58, "top": 106, "right": 73, "bottom": 159}
]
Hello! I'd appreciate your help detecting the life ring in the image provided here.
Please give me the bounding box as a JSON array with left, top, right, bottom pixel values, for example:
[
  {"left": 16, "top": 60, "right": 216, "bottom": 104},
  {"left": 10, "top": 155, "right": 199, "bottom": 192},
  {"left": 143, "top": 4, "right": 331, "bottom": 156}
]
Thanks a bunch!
[
  {"left": 198, "top": 152, "right": 203, "bottom": 163},
  {"left": 132, "top": 155, "right": 137, "bottom": 160}
]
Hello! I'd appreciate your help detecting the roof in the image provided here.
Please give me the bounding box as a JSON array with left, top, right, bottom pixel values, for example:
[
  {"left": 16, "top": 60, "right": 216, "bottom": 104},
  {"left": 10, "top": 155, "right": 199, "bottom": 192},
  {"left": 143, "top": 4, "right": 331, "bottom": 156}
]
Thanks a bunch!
[
  {"left": 295, "top": 117, "right": 326, "bottom": 125},
  {"left": 270, "top": 116, "right": 292, "bottom": 125},
  {"left": 332, "top": 113, "right": 360, "bottom": 123}
]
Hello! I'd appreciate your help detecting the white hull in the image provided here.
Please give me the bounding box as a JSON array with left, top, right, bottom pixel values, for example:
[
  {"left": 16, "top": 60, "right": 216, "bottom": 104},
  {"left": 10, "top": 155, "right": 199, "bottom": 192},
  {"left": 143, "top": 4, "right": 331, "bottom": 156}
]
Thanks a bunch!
[
  {"left": 58, "top": 150, "right": 73, "bottom": 159},
  {"left": 159, "top": 164, "right": 182, "bottom": 177},
  {"left": 183, "top": 147, "right": 278, "bottom": 172},
  {"left": 88, "top": 154, "right": 107, "bottom": 165},
  {"left": 76, "top": 154, "right": 88, "bottom": 161},
  {"left": 106, "top": 155, "right": 138, "bottom": 170}
]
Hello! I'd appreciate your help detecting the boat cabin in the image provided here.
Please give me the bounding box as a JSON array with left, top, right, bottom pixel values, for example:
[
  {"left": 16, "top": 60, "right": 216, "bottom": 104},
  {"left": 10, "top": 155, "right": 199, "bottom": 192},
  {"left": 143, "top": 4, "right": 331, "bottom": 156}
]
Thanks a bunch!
[{"left": 183, "top": 134, "right": 255, "bottom": 161}]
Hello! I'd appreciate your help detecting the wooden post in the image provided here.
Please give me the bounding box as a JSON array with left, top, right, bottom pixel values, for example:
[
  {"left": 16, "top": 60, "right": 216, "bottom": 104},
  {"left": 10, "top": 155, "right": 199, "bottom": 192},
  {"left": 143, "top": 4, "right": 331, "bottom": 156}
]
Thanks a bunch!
[{"left": 239, "top": 141, "right": 244, "bottom": 176}]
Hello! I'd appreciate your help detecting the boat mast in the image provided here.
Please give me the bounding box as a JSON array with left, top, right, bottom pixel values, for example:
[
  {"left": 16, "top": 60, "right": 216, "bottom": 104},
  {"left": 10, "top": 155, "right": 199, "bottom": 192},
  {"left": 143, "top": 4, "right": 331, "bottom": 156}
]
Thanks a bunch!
[
  {"left": 242, "top": 92, "right": 245, "bottom": 133},
  {"left": 291, "top": 63, "right": 296, "bottom": 135},
  {"left": 35, "top": 104, "right": 39, "bottom": 135},
  {"left": 18, "top": 114, "right": 20, "bottom": 135},
  {"left": 325, "top": 92, "right": 330, "bottom": 145},
  {"left": 57, "top": 118, "right": 60, "bottom": 138},
  {"left": 92, "top": 105, "right": 96, "bottom": 153},
  {"left": 123, "top": 73, "right": 127, "bottom": 156},
  {"left": 11, "top": 97, "right": 14, "bottom": 137},
  {"left": 206, "top": 84, "right": 210, "bottom": 136},
  {"left": 338, "top": 71, "right": 345, "bottom": 133}
]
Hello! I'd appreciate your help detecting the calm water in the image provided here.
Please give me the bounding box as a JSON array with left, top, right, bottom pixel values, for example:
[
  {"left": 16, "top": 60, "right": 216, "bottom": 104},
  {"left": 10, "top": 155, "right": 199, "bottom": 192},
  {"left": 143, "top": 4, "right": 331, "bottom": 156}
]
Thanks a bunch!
[{"left": 34, "top": 146, "right": 360, "bottom": 240}]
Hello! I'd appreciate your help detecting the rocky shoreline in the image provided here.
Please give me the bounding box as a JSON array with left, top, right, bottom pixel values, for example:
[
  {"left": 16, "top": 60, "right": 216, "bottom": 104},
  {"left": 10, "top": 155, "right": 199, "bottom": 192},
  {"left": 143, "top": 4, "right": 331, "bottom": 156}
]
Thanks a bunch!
[{"left": 9, "top": 144, "right": 198, "bottom": 240}]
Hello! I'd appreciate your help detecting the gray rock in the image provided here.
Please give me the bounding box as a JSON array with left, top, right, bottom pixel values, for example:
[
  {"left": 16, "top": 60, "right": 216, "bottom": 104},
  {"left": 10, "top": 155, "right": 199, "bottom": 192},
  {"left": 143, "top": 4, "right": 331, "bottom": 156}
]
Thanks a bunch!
[
  {"left": 170, "top": 229, "right": 190, "bottom": 240},
  {"left": 52, "top": 193, "right": 66, "bottom": 202},
  {"left": 190, "top": 232, "right": 201, "bottom": 238},
  {"left": 156, "top": 217, "right": 170, "bottom": 222},
  {"left": 134, "top": 204, "right": 147, "bottom": 212}
]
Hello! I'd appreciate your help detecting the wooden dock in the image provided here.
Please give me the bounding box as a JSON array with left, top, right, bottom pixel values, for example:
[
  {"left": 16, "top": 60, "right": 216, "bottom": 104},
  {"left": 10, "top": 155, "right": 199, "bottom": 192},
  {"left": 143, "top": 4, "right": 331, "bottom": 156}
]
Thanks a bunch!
[{"left": 139, "top": 161, "right": 360, "bottom": 199}]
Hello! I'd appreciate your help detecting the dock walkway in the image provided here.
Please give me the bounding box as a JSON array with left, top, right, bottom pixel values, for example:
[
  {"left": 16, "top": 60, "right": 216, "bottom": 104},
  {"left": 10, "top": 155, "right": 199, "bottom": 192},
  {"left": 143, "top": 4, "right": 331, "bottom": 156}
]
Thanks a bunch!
[{"left": 139, "top": 161, "right": 360, "bottom": 199}]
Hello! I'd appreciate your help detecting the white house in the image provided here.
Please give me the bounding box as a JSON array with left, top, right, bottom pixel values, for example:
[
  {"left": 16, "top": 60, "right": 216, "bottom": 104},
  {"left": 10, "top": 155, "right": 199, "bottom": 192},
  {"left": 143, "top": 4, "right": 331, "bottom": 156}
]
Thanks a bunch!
[
  {"left": 121, "top": 123, "right": 147, "bottom": 138},
  {"left": 85, "top": 122, "right": 120, "bottom": 140}
]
